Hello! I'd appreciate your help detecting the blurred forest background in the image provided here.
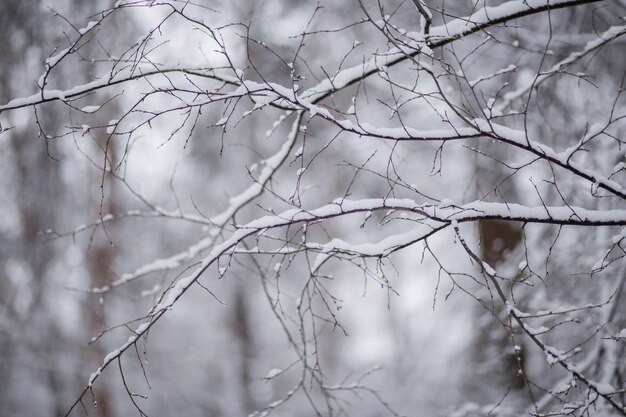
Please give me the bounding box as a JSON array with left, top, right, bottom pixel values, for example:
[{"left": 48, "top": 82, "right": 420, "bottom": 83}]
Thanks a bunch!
[{"left": 0, "top": 1, "right": 625, "bottom": 416}]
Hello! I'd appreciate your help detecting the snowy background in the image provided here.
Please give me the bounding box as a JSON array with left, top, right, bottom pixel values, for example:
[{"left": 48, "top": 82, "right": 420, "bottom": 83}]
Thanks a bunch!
[{"left": 0, "top": 1, "right": 625, "bottom": 416}]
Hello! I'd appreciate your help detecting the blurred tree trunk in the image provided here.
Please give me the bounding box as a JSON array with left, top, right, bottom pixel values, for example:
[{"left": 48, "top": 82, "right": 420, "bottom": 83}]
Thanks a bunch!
[
  {"left": 0, "top": 2, "right": 69, "bottom": 414},
  {"left": 83, "top": 135, "right": 119, "bottom": 417}
]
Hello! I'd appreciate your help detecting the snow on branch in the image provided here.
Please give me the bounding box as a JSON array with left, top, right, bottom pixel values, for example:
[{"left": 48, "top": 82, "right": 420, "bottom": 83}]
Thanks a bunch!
[
  {"left": 473, "top": 119, "right": 626, "bottom": 200},
  {"left": 429, "top": 0, "right": 604, "bottom": 41},
  {"left": 73, "top": 194, "right": 626, "bottom": 409},
  {"left": 0, "top": 66, "right": 239, "bottom": 113},
  {"left": 302, "top": 0, "right": 601, "bottom": 103},
  {"left": 497, "top": 24, "right": 626, "bottom": 112},
  {"left": 87, "top": 112, "right": 303, "bottom": 293}
]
